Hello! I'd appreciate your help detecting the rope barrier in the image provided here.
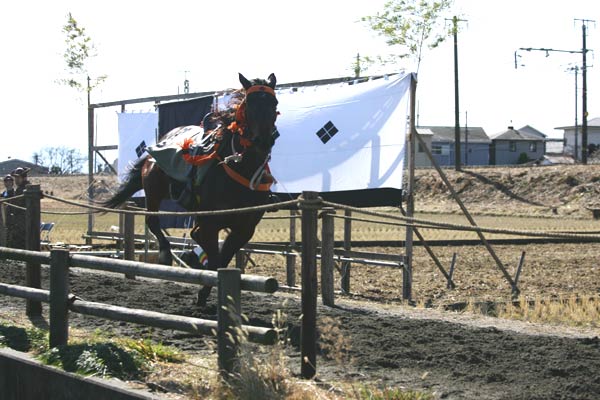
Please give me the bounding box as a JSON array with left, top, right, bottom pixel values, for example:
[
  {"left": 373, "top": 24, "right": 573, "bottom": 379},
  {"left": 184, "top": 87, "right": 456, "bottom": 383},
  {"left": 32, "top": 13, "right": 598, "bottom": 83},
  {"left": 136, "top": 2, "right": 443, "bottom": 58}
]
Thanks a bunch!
[
  {"left": 22, "top": 191, "right": 600, "bottom": 240},
  {"left": 43, "top": 193, "right": 297, "bottom": 217},
  {"left": 322, "top": 200, "right": 600, "bottom": 241},
  {"left": 0, "top": 195, "right": 24, "bottom": 204},
  {"left": 41, "top": 209, "right": 99, "bottom": 216}
]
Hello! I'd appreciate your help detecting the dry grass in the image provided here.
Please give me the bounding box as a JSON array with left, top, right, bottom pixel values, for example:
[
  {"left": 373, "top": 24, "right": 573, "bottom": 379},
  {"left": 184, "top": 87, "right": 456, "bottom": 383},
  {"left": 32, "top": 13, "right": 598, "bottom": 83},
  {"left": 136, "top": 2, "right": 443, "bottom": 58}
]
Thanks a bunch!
[{"left": 497, "top": 295, "right": 600, "bottom": 328}]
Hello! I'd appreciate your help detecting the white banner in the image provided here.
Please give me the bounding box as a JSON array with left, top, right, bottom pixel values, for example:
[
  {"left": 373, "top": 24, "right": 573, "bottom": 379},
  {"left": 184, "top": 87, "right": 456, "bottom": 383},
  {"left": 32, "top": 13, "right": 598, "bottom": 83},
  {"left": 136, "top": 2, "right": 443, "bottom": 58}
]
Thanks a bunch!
[
  {"left": 117, "top": 112, "right": 158, "bottom": 181},
  {"left": 270, "top": 73, "right": 411, "bottom": 192},
  {"left": 117, "top": 112, "right": 158, "bottom": 196},
  {"left": 116, "top": 74, "right": 411, "bottom": 194}
]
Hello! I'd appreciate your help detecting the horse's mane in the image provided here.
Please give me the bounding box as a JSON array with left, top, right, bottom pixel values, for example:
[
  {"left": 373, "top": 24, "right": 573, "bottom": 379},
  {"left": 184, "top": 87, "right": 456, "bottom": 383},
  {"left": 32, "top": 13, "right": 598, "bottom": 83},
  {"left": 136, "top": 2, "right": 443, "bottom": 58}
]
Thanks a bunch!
[{"left": 208, "top": 78, "right": 271, "bottom": 129}]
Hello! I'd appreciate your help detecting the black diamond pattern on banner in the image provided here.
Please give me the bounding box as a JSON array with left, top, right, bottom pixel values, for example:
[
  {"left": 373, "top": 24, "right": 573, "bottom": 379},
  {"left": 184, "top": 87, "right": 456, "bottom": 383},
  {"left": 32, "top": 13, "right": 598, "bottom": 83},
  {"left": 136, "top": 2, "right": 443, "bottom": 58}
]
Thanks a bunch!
[
  {"left": 135, "top": 140, "right": 147, "bottom": 157},
  {"left": 316, "top": 121, "right": 339, "bottom": 144}
]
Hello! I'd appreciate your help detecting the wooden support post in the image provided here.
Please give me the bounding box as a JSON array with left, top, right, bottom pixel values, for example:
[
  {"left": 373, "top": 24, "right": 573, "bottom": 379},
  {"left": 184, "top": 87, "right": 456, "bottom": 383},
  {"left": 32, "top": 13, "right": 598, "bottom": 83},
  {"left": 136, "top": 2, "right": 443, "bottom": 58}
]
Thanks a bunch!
[
  {"left": 512, "top": 251, "right": 526, "bottom": 298},
  {"left": 300, "top": 191, "right": 319, "bottom": 379},
  {"left": 25, "top": 184, "right": 42, "bottom": 317},
  {"left": 403, "top": 75, "right": 417, "bottom": 301},
  {"left": 320, "top": 208, "right": 335, "bottom": 307},
  {"left": 286, "top": 209, "right": 297, "bottom": 287},
  {"left": 400, "top": 204, "right": 455, "bottom": 289},
  {"left": 447, "top": 253, "right": 457, "bottom": 289},
  {"left": 50, "top": 249, "right": 70, "bottom": 348},
  {"left": 415, "top": 131, "right": 516, "bottom": 291},
  {"left": 0, "top": 203, "right": 6, "bottom": 247},
  {"left": 217, "top": 268, "right": 242, "bottom": 377},
  {"left": 235, "top": 251, "right": 246, "bottom": 274},
  {"left": 341, "top": 209, "right": 352, "bottom": 294},
  {"left": 123, "top": 202, "right": 136, "bottom": 279}
]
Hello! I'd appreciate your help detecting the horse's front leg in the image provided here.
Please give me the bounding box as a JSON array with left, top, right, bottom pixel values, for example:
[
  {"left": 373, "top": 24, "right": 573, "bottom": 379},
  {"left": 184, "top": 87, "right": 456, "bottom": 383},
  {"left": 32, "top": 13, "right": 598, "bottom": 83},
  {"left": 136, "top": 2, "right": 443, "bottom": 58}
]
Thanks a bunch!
[
  {"left": 218, "top": 225, "right": 257, "bottom": 269},
  {"left": 192, "top": 219, "right": 221, "bottom": 307}
]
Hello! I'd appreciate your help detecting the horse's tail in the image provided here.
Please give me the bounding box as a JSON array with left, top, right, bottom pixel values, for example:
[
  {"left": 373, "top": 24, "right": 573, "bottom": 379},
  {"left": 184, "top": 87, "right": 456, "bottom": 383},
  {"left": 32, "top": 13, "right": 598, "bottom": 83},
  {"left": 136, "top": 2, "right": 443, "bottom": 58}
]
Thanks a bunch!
[{"left": 102, "top": 157, "right": 146, "bottom": 209}]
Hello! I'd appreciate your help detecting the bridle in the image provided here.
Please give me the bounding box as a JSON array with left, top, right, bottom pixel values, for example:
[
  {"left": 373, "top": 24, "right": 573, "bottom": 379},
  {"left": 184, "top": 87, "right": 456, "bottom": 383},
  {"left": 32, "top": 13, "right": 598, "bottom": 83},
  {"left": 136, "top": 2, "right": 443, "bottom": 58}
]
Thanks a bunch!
[{"left": 221, "top": 84, "right": 278, "bottom": 191}]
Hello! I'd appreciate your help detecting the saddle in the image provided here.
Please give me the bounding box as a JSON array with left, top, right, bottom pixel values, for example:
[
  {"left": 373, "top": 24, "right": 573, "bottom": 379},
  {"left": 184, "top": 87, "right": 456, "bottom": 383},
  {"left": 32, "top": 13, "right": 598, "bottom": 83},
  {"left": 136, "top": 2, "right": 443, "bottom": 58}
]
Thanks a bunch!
[{"left": 146, "top": 124, "right": 225, "bottom": 209}]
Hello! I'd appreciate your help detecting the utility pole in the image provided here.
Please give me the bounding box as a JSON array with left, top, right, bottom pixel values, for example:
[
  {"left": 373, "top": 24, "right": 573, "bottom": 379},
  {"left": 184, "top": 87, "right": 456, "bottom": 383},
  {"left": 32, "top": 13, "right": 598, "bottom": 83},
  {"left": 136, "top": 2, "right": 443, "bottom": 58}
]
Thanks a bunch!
[
  {"left": 576, "top": 19, "right": 594, "bottom": 164},
  {"left": 516, "top": 18, "right": 594, "bottom": 164},
  {"left": 447, "top": 16, "right": 467, "bottom": 171},
  {"left": 465, "top": 111, "right": 469, "bottom": 166},
  {"left": 183, "top": 70, "right": 190, "bottom": 94},
  {"left": 567, "top": 65, "right": 579, "bottom": 161}
]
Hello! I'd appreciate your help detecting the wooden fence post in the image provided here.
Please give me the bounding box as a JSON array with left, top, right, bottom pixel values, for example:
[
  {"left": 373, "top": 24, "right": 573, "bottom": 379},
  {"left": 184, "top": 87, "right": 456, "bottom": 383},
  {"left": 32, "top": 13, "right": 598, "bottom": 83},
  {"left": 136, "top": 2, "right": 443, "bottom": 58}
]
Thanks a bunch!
[
  {"left": 286, "top": 209, "right": 297, "bottom": 287},
  {"left": 217, "top": 268, "right": 242, "bottom": 377},
  {"left": 320, "top": 208, "right": 335, "bottom": 306},
  {"left": 25, "top": 184, "right": 42, "bottom": 317},
  {"left": 235, "top": 251, "right": 246, "bottom": 274},
  {"left": 50, "top": 249, "right": 70, "bottom": 348},
  {"left": 341, "top": 209, "right": 352, "bottom": 294},
  {"left": 300, "top": 191, "right": 319, "bottom": 379},
  {"left": 123, "top": 202, "right": 136, "bottom": 279}
]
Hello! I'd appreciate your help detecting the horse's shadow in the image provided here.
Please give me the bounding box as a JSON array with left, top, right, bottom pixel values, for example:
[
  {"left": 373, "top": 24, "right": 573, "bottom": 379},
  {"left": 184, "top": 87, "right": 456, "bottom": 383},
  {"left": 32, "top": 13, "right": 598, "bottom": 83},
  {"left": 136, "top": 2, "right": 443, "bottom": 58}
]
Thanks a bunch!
[{"left": 461, "top": 170, "right": 550, "bottom": 208}]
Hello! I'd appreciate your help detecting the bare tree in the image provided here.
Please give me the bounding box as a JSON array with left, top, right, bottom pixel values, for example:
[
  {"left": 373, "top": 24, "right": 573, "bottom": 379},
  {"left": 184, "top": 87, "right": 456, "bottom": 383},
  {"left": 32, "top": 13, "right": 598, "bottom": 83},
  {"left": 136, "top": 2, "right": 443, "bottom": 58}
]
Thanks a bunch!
[
  {"left": 35, "top": 147, "right": 86, "bottom": 174},
  {"left": 362, "top": 0, "right": 454, "bottom": 74}
]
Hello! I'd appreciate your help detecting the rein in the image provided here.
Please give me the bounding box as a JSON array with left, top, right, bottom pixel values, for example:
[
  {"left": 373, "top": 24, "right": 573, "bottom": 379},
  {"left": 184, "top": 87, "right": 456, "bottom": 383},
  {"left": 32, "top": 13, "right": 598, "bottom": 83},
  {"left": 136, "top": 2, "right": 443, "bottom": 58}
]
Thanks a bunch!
[{"left": 180, "top": 83, "right": 277, "bottom": 192}]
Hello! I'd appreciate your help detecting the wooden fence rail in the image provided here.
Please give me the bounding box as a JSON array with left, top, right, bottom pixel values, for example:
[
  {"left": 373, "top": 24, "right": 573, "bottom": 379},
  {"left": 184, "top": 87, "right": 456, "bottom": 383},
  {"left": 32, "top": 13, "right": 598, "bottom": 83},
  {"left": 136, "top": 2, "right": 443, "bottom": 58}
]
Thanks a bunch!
[{"left": 0, "top": 246, "right": 279, "bottom": 376}]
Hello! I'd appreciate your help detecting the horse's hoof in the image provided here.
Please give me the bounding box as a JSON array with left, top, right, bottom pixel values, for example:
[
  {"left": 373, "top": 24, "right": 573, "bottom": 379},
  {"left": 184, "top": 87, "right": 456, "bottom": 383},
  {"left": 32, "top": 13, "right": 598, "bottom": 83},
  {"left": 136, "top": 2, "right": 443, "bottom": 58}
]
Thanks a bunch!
[
  {"left": 196, "top": 286, "right": 212, "bottom": 307},
  {"left": 158, "top": 251, "right": 173, "bottom": 266}
]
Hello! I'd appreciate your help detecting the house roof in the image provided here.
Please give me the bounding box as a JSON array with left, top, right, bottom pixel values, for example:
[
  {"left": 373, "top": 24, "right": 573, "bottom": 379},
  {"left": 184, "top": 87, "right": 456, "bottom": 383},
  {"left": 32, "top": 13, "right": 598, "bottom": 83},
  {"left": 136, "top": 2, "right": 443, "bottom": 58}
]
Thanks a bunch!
[
  {"left": 0, "top": 159, "right": 49, "bottom": 177},
  {"left": 416, "top": 126, "right": 490, "bottom": 143},
  {"left": 489, "top": 126, "right": 544, "bottom": 141},
  {"left": 518, "top": 125, "right": 547, "bottom": 138},
  {"left": 555, "top": 117, "right": 600, "bottom": 130}
]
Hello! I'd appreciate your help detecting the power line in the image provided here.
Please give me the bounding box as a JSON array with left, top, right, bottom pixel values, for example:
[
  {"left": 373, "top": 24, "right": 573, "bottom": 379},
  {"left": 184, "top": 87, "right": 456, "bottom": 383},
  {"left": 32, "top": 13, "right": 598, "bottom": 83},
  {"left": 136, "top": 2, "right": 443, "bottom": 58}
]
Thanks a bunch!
[{"left": 515, "top": 18, "right": 595, "bottom": 164}]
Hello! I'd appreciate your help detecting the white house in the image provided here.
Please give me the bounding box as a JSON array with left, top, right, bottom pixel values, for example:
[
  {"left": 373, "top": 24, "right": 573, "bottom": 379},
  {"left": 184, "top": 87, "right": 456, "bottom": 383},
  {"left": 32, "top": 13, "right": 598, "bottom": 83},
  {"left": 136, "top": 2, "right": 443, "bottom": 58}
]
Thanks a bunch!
[{"left": 555, "top": 116, "right": 600, "bottom": 160}]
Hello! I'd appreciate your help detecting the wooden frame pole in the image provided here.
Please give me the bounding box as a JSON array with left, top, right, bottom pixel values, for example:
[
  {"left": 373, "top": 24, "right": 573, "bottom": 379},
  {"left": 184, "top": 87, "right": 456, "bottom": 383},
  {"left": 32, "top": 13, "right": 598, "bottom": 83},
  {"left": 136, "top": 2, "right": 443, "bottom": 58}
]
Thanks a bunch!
[
  {"left": 300, "top": 191, "right": 319, "bottom": 379},
  {"left": 25, "top": 184, "right": 42, "bottom": 316}
]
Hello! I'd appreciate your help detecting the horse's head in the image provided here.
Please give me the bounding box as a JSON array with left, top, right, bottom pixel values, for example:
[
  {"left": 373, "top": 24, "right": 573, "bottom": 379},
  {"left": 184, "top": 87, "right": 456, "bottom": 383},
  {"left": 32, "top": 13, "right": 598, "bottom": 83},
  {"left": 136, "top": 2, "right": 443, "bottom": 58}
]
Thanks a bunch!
[{"left": 237, "top": 73, "right": 278, "bottom": 155}]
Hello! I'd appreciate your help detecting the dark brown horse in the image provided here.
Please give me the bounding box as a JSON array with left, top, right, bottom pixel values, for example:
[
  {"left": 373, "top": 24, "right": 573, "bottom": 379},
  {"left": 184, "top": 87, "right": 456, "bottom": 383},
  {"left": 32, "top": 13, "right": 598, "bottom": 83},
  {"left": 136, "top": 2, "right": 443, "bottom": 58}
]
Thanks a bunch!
[{"left": 102, "top": 73, "right": 278, "bottom": 305}]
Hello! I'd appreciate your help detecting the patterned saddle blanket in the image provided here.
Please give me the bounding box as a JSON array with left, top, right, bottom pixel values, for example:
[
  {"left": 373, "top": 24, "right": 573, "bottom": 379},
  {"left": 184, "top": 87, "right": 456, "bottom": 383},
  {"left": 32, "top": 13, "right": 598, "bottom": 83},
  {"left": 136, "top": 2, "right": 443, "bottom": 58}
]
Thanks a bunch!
[{"left": 146, "top": 125, "right": 220, "bottom": 183}]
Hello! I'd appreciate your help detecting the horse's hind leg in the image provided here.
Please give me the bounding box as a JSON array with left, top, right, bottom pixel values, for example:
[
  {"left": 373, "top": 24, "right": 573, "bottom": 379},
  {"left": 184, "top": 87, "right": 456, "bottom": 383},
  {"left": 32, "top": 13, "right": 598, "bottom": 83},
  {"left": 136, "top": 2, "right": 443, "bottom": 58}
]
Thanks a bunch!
[
  {"left": 143, "top": 161, "right": 173, "bottom": 265},
  {"left": 146, "top": 214, "right": 172, "bottom": 265}
]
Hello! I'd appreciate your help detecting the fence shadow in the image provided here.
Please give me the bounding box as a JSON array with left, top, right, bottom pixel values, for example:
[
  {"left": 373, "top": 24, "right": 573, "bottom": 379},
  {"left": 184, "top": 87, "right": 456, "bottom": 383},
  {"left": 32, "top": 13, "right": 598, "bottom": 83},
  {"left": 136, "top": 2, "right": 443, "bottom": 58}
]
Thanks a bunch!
[{"left": 462, "top": 170, "right": 551, "bottom": 208}]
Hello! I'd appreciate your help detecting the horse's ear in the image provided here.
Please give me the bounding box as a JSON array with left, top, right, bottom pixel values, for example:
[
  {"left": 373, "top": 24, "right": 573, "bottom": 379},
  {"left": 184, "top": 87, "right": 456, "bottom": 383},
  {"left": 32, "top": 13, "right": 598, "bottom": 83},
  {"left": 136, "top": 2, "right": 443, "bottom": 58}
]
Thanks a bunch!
[
  {"left": 239, "top": 73, "right": 252, "bottom": 90},
  {"left": 267, "top": 73, "right": 277, "bottom": 89}
]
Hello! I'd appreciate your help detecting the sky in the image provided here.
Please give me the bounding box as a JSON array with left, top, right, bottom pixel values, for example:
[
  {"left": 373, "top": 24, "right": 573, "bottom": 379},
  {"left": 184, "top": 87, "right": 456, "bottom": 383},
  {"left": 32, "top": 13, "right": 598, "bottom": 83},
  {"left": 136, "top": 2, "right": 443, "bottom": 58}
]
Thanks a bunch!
[{"left": 0, "top": 0, "right": 597, "bottom": 165}]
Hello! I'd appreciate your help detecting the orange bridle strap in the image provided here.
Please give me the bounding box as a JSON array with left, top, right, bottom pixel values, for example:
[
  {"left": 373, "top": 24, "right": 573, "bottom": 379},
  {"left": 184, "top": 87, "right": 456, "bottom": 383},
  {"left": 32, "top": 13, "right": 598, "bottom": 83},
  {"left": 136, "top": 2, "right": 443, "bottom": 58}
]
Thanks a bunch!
[
  {"left": 245, "top": 85, "right": 275, "bottom": 97},
  {"left": 219, "top": 160, "right": 273, "bottom": 192}
]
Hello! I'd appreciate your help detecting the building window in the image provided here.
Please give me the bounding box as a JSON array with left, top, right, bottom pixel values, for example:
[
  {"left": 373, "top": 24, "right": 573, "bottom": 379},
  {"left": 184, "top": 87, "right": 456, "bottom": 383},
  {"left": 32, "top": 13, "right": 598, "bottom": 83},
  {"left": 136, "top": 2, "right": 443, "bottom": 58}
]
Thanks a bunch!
[
  {"left": 509, "top": 141, "right": 516, "bottom": 152},
  {"left": 432, "top": 144, "right": 450, "bottom": 155},
  {"left": 418, "top": 143, "right": 424, "bottom": 153},
  {"left": 529, "top": 142, "right": 537, "bottom": 152}
]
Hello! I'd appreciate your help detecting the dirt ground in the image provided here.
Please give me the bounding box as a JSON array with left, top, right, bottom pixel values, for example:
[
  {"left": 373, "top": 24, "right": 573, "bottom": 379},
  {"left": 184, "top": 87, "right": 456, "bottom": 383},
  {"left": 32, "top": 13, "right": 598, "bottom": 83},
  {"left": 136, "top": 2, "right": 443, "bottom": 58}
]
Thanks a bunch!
[
  {"left": 3, "top": 165, "right": 600, "bottom": 399},
  {"left": 1, "top": 255, "right": 599, "bottom": 400}
]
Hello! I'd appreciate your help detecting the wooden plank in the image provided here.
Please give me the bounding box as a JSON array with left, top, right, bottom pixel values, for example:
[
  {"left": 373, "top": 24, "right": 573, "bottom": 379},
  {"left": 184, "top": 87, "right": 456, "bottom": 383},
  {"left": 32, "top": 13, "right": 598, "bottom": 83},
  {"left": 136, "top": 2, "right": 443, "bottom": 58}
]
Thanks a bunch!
[
  {"left": 49, "top": 249, "right": 70, "bottom": 347},
  {"left": 300, "top": 191, "right": 319, "bottom": 379},
  {"left": 25, "top": 184, "right": 42, "bottom": 316},
  {"left": 123, "top": 202, "right": 136, "bottom": 279},
  {"left": 286, "top": 210, "right": 297, "bottom": 287},
  {"left": 69, "top": 254, "right": 278, "bottom": 293},
  {"left": 0, "top": 247, "right": 51, "bottom": 264},
  {"left": 320, "top": 208, "right": 335, "bottom": 306},
  {"left": 0, "top": 282, "right": 50, "bottom": 303},
  {"left": 404, "top": 75, "right": 417, "bottom": 301},
  {"left": 69, "top": 299, "right": 275, "bottom": 345},
  {"left": 341, "top": 210, "right": 352, "bottom": 294},
  {"left": 217, "top": 268, "right": 242, "bottom": 376}
]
